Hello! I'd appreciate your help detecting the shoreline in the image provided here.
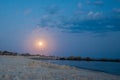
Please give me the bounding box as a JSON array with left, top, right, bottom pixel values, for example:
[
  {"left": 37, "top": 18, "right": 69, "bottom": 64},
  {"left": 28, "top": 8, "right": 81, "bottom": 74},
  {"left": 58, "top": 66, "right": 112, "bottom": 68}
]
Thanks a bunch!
[
  {"left": 0, "top": 56, "right": 120, "bottom": 80},
  {"left": 73, "top": 66, "right": 120, "bottom": 76},
  {"left": 31, "top": 58, "right": 120, "bottom": 76}
]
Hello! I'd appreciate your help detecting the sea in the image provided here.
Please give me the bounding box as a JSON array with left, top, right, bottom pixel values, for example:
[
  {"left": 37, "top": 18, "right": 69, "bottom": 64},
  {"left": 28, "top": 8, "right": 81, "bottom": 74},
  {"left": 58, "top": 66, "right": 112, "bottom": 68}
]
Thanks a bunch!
[{"left": 42, "top": 60, "right": 120, "bottom": 75}]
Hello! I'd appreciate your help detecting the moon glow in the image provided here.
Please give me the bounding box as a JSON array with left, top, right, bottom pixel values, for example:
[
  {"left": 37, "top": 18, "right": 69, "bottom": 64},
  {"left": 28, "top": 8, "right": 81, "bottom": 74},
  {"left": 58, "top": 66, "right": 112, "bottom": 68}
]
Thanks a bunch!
[{"left": 26, "top": 27, "right": 56, "bottom": 55}]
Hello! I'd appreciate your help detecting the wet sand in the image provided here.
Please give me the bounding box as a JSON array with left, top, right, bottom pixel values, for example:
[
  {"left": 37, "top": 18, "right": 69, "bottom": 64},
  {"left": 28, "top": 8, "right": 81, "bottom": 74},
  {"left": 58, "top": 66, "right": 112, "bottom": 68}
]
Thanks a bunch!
[{"left": 0, "top": 56, "right": 120, "bottom": 80}]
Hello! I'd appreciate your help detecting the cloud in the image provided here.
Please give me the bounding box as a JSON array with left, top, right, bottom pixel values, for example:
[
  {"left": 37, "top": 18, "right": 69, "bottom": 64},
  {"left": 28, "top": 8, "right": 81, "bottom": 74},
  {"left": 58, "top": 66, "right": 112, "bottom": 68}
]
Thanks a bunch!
[
  {"left": 37, "top": 5, "right": 120, "bottom": 33},
  {"left": 87, "top": 11, "right": 103, "bottom": 19},
  {"left": 113, "top": 8, "right": 120, "bottom": 13},
  {"left": 77, "top": 3, "right": 82, "bottom": 9},
  {"left": 86, "top": 0, "right": 104, "bottom": 6},
  {"left": 45, "top": 5, "right": 60, "bottom": 15},
  {"left": 88, "top": 11, "right": 94, "bottom": 16},
  {"left": 93, "top": 0, "right": 103, "bottom": 5},
  {"left": 74, "top": 10, "right": 84, "bottom": 15},
  {"left": 67, "top": 17, "right": 120, "bottom": 33},
  {"left": 86, "top": 0, "right": 91, "bottom": 4},
  {"left": 24, "top": 9, "right": 32, "bottom": 15}
]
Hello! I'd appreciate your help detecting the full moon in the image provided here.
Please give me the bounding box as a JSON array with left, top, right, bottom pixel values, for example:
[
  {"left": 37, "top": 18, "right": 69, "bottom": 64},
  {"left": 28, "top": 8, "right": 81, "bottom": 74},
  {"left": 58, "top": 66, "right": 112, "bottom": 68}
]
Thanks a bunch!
[
  {"left": 37, "top": 40, "right": 46, "bottom": 48},
  {"left": 26, "top": 26, "right": 56, "bottom": 55},
  {"left": 38, "top": 41, "right": 43, "bottom": 46}
]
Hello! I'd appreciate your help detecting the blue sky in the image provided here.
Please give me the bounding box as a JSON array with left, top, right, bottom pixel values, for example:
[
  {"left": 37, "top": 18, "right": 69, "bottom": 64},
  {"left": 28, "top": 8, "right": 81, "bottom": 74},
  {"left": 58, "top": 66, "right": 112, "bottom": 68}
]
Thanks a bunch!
[{"left": 0, "top": 0, "right": 120, "bottom": 58}]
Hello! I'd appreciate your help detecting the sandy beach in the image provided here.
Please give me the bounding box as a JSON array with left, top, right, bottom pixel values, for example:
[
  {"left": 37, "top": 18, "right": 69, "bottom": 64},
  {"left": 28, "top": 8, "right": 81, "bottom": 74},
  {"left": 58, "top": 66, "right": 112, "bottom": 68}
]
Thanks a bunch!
[{"left": 0, "top": 56, "right": 120, "bottom": 80}]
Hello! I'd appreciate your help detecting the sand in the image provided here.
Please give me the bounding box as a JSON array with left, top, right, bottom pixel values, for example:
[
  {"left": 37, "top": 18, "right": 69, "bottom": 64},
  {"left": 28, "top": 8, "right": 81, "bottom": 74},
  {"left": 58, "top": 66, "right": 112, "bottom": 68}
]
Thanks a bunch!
[{"left": 0, "top": 56, "right": 120, "bottom": 80}]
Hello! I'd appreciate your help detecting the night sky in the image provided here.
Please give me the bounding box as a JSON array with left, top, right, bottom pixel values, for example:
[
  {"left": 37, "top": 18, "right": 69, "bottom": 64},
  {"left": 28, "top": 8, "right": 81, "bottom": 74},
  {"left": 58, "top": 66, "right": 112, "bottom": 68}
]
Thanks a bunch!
[{"left": 0, "top": 0, "right": 120, "bottom": 58}]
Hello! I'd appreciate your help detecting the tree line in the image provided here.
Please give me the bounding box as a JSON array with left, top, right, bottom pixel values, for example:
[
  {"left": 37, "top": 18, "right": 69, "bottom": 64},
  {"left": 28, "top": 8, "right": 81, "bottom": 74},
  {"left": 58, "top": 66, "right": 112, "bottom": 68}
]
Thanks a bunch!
[
  {"left": 58, "top": 56, "right": 120, "bottom": 62},
  {"left": 0, "top": 50, "right": 30, "bottom": 56},
  {"left": 0, "top": 50, "right": 120, "bottom": 62}
]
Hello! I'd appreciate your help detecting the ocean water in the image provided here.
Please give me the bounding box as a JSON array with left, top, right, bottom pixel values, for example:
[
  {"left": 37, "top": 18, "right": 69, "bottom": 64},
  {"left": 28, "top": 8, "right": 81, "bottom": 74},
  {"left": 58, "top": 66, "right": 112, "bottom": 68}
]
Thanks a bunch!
[{"left": 42, "top": 60, "right": 120, "bottom": 75}]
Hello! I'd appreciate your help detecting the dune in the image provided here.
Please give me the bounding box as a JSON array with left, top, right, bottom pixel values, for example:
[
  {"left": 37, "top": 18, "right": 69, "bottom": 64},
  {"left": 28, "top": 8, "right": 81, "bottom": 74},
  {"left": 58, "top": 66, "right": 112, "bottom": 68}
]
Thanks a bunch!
[{"left": 0, "top": 56, "right": 120, "bottom": 80}]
